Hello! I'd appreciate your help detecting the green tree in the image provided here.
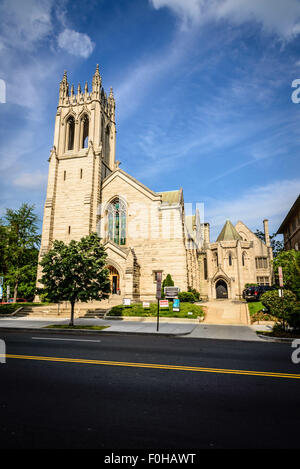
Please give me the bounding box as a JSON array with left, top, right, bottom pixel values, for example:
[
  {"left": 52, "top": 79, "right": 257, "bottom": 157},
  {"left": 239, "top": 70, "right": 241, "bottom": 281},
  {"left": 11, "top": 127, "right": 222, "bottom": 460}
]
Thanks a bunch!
[
  {"left": 261, "top": 289, "right": 299, "bottom": 331},
  {"left": 38, "top": 233, "right": 111, "bottom": 325},
  {"left": 273, "top": 250, "right": 300, "bottom": 300},
  {"left": 0, "top": 204, "right": 40, "bottom": 301},
  {"left": 162, "top": 273, "right": 174, "bottom": 299},
  {"left": 254, "top": 229, "right": 284, "bottom": 256}
]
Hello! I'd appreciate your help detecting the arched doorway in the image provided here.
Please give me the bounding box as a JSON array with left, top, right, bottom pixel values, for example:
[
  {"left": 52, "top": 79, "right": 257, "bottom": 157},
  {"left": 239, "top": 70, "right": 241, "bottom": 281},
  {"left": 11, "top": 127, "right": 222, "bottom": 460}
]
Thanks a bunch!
[
  {"left": 107, "top": 265, "right": 120, "bottom": 295},
  {"left": 216, "top": 279, "right": 228, "bottom": 299}
]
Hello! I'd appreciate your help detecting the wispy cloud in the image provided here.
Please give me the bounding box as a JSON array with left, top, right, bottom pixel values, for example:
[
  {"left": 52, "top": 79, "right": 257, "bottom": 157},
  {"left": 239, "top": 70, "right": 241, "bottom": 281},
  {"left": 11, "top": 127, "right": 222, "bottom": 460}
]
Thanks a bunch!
[
  {"left": 206, "top": 178, "right": 300, "bottom": 240},
  {"left": 150, "top": 0, "right": 300, "bottom": 40},
  {"left": 12, "top": 170, "right": 48, "bottom": 190},
  {"left": 115, "top": 30, "right": 194, "bottom": 119}
]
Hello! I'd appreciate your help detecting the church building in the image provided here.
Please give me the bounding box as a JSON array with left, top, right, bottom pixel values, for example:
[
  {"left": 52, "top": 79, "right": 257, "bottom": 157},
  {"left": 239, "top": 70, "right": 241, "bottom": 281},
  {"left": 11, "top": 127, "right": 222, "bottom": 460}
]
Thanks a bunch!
[{"left": 37, "top": 65, "right": 273, "bottom": 302}]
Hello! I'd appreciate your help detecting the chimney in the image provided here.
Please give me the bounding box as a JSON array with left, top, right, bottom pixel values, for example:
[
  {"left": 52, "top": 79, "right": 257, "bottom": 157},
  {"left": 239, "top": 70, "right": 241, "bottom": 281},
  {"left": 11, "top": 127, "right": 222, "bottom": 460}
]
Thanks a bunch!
[
  {"left": 203, "top": 222, "right": 210, "bottom": 246},
  {"left": 263, "top": 219, "right": 270, "bottom": 247}
]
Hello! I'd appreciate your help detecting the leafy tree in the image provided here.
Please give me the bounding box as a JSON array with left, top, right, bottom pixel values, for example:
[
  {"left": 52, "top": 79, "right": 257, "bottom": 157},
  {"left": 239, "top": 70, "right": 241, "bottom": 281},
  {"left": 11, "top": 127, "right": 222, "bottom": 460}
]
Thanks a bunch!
[
  {"left": 38, "top": 233, "right": 111, "bottom": 325},
  {"left": 273, "top": 250, "right": 300, "bottom": 300},
  {"left": 162, "top": 273, "right": 174, "bottom": 299},
  {"left": 0, "top": 204, "right": 40, "bottom": 301},
  {"left": 254, "top": 229, "right": 284, "bottom": 256}
]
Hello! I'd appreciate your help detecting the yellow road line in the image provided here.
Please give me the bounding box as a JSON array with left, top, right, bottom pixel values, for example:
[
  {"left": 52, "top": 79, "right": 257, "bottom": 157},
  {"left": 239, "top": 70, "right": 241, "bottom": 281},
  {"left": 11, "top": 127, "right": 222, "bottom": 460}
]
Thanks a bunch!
[{"left": 3, "top": 354, "right": 300, "bottom": 380}]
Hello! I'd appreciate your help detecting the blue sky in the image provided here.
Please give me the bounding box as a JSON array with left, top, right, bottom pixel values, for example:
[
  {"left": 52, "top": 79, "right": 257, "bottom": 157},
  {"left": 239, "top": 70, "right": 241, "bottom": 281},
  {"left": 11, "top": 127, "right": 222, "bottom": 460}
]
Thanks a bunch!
[{"left": 0, "top": 0, "right": 299, "bottom": 241}]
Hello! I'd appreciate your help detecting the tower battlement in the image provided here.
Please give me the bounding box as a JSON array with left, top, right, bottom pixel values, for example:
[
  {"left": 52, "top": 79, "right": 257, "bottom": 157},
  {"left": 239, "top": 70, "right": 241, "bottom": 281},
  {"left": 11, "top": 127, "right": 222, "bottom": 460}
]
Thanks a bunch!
[{"left": 58, "top": 65, "right": 115, "bottom": 120}]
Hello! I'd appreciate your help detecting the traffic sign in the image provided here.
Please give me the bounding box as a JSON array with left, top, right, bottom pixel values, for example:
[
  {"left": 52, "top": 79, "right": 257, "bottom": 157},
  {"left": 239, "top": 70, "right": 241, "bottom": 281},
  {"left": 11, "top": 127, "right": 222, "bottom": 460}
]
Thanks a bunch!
[{"left": 278, "top": 266, "right": 284, "bottom": 287}]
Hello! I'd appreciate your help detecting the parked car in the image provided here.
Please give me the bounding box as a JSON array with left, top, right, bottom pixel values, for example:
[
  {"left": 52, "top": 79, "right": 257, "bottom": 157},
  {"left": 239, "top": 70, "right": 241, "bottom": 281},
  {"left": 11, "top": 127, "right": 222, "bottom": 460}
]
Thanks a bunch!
[
  {"left": 242, "top": 285, "right": 275, "bottom": 302},
  {"left": 6, "top": 298, "right": 28, "bottom": 304}
]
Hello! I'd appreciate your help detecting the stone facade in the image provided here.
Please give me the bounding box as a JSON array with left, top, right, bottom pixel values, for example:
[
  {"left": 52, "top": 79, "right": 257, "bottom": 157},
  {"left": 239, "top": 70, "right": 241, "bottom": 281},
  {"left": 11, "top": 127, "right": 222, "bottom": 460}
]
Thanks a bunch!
[
  {"left": 37, "top": 66, "right": 273, "bottom": 302},
  {"left": 199, "top": 220, "right": 273, "bottom": 300},
  {"left": 277, "top": 194, "right": 300, "bottom": 251}
]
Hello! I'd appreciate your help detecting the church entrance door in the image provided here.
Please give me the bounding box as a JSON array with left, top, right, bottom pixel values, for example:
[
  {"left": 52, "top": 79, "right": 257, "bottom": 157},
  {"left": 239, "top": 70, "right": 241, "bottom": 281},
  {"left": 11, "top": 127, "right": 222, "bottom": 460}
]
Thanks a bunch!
[
  {"left": 108, "top": 266, "right": 120, "bottom": 295},
  {"left": 216, "top": 279, "right": 228, "bottom": 299}
]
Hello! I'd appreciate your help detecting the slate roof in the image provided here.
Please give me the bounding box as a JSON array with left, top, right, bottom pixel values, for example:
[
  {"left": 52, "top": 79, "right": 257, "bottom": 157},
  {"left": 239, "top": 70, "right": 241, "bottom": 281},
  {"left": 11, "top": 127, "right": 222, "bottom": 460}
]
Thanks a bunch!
[
  {"left": 217, "top": 220, "right": 242, "bottom": 241},
  {"left": 158, "top": 189, "right": 182, "bottom": 205}
]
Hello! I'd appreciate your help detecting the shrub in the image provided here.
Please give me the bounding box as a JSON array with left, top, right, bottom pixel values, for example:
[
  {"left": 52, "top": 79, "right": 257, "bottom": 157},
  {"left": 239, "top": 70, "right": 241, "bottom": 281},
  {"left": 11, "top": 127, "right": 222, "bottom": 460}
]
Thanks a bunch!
[
  {"left": 178, "top": 291, "right": 196, "bottom": 302},
  {"left": 188, "top": 287, "right": 200, "bottom": 301},
  {"left": 261, "top": 289, "right": 299, "bottom": 330},
  {"left": 109, "top": 305, "right": 124, "bottom": 316}
]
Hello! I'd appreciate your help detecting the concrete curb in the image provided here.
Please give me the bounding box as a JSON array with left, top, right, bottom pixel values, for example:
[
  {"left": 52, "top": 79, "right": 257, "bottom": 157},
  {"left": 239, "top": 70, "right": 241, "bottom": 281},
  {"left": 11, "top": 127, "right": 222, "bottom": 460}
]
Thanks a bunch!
[
  {"left": 257, "top": 333, "right": 296, "bottom": 343},
  {"left": 0, "top": 326, "right": 192, "bottom": 338},
  {"left": 105, "top": 316, "right": 201, "bottom": 323}
]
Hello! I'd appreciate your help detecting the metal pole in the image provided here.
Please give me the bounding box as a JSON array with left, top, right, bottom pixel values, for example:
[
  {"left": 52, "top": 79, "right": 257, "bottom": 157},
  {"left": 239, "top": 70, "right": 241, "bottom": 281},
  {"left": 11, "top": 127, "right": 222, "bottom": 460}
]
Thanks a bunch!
[{"left": 157, "top": 299, "right": 160, "bottom": 332}]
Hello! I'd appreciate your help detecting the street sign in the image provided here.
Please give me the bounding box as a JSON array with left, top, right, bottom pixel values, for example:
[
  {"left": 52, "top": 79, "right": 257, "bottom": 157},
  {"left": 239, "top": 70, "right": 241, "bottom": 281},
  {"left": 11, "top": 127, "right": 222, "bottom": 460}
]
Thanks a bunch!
[
  {"left": 164, "top": 286, "right": 180, "bottom": 299},
  {"left": 156, "top": 272, "right": 162, "bottom": 300},
  {"left": 159, "top": 300, "right": 169, "bottom": 308},
  {"left": 278, "top": 266, "right": 284, "bottom": 287}
]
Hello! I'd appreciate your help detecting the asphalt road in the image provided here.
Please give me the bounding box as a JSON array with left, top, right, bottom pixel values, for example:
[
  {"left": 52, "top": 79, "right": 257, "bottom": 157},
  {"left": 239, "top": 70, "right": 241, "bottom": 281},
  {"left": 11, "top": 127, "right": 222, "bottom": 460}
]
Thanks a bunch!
[{"left": 0, "top": 330, "right": 299, "bottom": 449}]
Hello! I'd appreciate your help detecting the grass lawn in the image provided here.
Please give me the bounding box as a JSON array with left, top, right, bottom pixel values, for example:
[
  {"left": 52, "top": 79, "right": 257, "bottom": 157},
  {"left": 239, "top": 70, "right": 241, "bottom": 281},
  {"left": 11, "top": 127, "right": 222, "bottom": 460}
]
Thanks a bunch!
[
  {"left": 45, "top": 325, "right": 110, "bottom": 331},
  {"left": 247, "top": 301, "right": 264, "bottom": 316},
  {"left": 107, "top": 302, "right": 204, "bottom": 320},
  {"left": 247, "top": 301, "right": 276, "bottom": 323}
]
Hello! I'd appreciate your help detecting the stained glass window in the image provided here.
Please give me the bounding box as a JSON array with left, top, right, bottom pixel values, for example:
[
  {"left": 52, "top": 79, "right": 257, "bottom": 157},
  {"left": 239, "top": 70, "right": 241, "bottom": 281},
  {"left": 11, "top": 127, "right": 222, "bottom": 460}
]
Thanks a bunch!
[{"left": 107, "top": 198, "right": 126, "bottom": 245}]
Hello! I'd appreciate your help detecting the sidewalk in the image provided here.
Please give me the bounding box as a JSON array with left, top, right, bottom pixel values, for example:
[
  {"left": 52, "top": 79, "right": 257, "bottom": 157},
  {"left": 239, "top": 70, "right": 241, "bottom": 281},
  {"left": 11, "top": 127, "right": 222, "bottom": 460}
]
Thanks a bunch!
[
  {"left": 0, "top": 316, "right": 196, "bottom": 336},
  {"left": 0, "top": 315, "right": 272, "bottom": 341}
]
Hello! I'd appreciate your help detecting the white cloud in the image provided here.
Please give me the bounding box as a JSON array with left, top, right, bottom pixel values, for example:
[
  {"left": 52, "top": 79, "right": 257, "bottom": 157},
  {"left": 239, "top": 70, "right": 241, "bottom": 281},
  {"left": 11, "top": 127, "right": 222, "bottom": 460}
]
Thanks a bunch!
[
  {"left": 0, "top": 0, "right": 53, "bottom": 51},
  {"left": 57, "top": 29, "right": 95, "bottom": 58},
  {"left": 206, "top": 178, "right": 300, "bottom": 240},
  {"left": 12, "top": 170, "right": 47, "bottom": 190},
  {"left": 150, "top": 0, "right": 300, "bottom": 40}
]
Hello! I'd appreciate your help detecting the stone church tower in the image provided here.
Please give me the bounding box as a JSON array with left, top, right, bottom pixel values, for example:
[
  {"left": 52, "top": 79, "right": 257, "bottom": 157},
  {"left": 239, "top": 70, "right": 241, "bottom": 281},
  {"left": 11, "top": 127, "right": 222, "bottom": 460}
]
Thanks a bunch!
[
  {"left": 37, "top": 64, "right": 272, "bottom": 304},
  {"left": 39, "top": 65, "right": 116, "bottom": 255}
]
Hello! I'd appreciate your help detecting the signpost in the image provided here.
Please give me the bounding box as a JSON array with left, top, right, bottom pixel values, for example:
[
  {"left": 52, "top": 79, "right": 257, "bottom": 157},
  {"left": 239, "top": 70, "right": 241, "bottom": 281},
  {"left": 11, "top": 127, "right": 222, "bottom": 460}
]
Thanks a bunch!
[
  {"left": 156, "top": 272, "right": 162, "bottom": 332},
  {"left": 164, "top": 286, "right": 180, "bottom": 300}
]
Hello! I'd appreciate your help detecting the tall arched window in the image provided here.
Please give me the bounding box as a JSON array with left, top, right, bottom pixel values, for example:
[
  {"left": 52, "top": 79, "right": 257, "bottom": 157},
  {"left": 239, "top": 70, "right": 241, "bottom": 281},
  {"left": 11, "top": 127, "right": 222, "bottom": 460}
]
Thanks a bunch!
[
  {"left": 81, "top": 114, "right": 89, "bottom": 149},
  {"left": 107, "top": 198, "right": 126, "bottom": 245},
  {"left": 242, "top": 251, "right": 246, "bottom": 267},
  {"left": 213, "top": 251, "right": 218, "bottom": 267},
  {"left": 66, "top": 116, "right": 75, "bottom": 151},
  {"left": 105, "top": 125, "right": 110, "bottom": 163}
]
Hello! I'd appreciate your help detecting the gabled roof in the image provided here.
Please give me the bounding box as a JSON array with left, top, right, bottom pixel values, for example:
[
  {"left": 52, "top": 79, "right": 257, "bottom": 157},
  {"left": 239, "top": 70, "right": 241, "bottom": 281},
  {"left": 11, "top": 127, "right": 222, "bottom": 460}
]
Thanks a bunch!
[
  {"left": 277, "top": 194, "right": 300, "bottom": 233},
  {"left": 217, "top": 220, "right": 242, "bottom": 242},
  {"left": 102, "top": 168, "right": 161, "bottom": 201},
  {"left": 185, "top": 215, "right": 196, "bottom": 236}
]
